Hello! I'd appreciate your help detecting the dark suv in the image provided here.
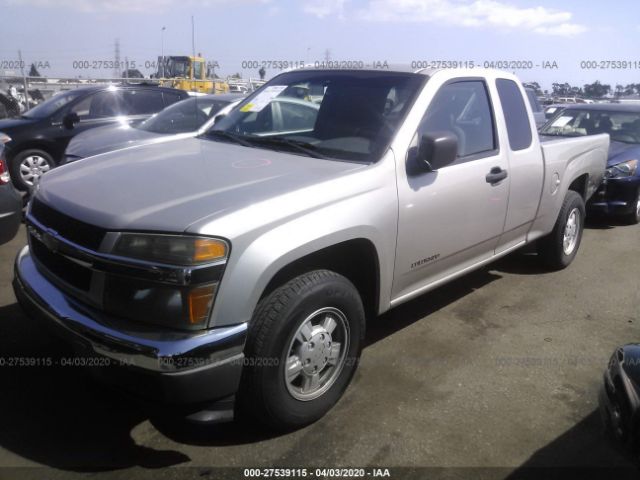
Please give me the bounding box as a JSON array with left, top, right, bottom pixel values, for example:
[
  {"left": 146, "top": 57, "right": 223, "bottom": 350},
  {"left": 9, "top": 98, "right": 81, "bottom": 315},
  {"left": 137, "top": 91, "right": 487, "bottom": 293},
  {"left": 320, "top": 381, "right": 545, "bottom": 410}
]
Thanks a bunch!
[{"left": 0, "top": 85, "right": 188, "bottom": 190}]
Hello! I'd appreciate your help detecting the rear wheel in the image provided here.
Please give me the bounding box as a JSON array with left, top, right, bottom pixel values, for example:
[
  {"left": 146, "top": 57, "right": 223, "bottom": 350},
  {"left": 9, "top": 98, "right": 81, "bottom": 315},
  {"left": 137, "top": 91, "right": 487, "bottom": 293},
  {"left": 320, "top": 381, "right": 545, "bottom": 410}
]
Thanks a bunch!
[
  {"left": 537, "top": 190, "right": 586, "bottom": 270},
  {"left": 239, "top": 270, "right": 365, "bottom": 430},
  {"left": 10, "top": 149, "right": 55, "bottom": 191}
]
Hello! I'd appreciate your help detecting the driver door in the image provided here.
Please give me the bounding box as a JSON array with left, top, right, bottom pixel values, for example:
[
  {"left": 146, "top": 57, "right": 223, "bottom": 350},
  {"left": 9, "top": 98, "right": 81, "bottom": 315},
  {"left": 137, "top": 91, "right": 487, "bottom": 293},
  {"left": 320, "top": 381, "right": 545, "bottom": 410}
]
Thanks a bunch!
[{"left": 392, "top": 80, "right": 510, "bottom": 302}]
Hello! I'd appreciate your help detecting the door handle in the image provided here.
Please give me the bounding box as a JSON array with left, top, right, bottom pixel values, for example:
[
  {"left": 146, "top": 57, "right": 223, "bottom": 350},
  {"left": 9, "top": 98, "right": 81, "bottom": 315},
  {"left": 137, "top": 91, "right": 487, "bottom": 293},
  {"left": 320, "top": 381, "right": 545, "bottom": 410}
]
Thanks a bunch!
[{"left": 486, "top": 167, "right": 508, "bottom": 185}]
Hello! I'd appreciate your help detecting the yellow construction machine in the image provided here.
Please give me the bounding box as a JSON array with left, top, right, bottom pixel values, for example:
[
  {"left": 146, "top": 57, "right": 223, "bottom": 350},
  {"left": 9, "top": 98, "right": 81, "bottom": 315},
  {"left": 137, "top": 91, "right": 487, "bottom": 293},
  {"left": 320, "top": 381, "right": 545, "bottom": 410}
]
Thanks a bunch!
[{"left": 156, "top": 55, "right": 229, "bottom": 94}]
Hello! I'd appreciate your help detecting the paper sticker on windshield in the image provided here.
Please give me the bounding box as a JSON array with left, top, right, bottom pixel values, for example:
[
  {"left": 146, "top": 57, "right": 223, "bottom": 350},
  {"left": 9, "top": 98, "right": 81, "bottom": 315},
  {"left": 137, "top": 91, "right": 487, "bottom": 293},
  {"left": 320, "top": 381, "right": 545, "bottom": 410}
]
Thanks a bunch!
[
  {"left": 551, "top": 116, "right": 573, "bottom": 128},
  {"left": 240, "top": 86, "right": 287, "bottom": 113}
]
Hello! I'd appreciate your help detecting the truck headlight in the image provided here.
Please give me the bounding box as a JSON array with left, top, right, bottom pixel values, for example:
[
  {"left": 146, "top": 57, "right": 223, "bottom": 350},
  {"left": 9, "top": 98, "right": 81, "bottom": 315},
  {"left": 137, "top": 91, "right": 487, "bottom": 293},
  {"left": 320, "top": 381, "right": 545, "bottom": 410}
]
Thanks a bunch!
[
  {"left": 606, "top": 159, "right": 638, "bottom": 179},
  {"left": 104, "top": 277, "right": 218, "bottom": 329},
  {"left": 104, "top": 234, "right": 229, "bottom": 329},
  {"left": 113, "top": 233, "right": 228, "bottom": 265}
]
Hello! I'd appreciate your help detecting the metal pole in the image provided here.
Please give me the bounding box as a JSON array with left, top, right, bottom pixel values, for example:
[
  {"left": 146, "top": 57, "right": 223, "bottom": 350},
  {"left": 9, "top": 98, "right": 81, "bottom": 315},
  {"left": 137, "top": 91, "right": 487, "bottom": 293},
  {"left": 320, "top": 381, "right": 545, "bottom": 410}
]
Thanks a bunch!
[
  {"left": 161, "top": 26, "right": 166, "bottom": 78},
  {"left": 191, "top": 16, "right": 196, "bottom": 59},
  {"left": 124, "top": 57, "right": 128, "bottom": 82},
  {"left": 18, "top": 50, "right": 30, "bottom": 111},
  {"left": 191, "top": 16, "right": 196, "bottom": 83}
]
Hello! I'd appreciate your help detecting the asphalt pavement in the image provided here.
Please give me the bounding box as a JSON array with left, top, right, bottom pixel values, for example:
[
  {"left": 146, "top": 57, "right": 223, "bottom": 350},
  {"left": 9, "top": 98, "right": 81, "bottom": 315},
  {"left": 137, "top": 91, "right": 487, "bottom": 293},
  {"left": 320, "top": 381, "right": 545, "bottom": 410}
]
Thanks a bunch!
[{"left": 0, "top": 220, "right": 638, "bottom": 478}]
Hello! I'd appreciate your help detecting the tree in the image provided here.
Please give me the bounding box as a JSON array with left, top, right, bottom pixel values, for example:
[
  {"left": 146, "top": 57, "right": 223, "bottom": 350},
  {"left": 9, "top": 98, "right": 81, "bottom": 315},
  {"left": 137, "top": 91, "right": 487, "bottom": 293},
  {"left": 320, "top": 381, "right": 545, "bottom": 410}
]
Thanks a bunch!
[
  {"left": 623, "top": 84, "right": 640, "bottom": 96},
  {"left": 615, "top": 84, "right": 624, "bottom": 98},
  {"left": 570, "top": 86, "right": 583, "bottom": 96},
  {"left": 583, "top": 81, "right": 611, "bottom": 99},
  {"left": 552, "top": 82, "right": 573, "bottom": 96},
  {"left": 524, "top": 81, "right": 542, "bottom": 95}
]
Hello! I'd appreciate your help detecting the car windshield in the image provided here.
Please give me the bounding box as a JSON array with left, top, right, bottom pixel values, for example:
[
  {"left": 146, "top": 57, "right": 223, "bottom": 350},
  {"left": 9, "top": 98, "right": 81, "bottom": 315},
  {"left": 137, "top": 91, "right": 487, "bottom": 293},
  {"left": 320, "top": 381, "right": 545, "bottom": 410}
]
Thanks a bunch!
[
  {"left": 205, "top": 70, "right": 425, "bottom": 162},
  {"left": 22, "top": 90, "right": 84, "bottom": 118},
  {"left": 540, "top": 108, "right": 640, "bottom": 144},
  {"left": 136, "top": 97, "right": 231, "bottom": 134}
]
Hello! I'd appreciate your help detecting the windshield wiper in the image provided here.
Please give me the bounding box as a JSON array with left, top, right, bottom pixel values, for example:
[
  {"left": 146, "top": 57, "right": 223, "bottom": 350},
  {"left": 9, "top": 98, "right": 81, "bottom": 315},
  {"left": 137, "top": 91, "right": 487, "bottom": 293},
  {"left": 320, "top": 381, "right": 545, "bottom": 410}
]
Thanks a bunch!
[
  {"left": 205, "top": 130, "right": 255, "bottom": 147},
  {"left": 247, "top": 137, "right": 329, "bottom": 159}
]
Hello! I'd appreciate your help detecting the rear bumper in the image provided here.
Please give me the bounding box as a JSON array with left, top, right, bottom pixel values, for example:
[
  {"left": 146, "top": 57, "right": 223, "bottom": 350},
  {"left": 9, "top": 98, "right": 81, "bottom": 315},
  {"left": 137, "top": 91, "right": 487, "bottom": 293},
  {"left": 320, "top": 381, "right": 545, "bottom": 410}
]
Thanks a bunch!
[
  {"left": 588, "top": 177, "right": 640, "bottom": 216},
  {"left": 0, "top": 183, "right": 22, "bottom": 245},
  {"left": 13, "top": 246, "right": 247, "bottom": 406}
]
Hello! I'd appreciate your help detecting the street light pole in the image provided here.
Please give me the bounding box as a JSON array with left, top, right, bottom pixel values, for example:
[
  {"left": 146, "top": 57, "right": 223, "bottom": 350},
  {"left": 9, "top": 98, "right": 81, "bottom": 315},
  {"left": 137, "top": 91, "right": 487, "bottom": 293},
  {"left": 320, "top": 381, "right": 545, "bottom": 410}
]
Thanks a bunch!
[{"left": 160, "top": 26, "right": 166, "bottom": 77}]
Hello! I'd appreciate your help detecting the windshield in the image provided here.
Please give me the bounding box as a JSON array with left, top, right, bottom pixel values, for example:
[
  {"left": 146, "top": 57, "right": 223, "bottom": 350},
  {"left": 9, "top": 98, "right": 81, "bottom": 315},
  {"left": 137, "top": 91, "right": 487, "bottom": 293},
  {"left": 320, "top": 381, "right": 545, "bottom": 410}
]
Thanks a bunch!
[
  {"left": 540, "top": 108, "right": 640, "bottom": 143},
  {"left": 136, "top": 97, "right": 231, "bottom": 134},
  {"left": 22, "top": 90, "right": 84, "bottom": 118},
  {"left": 166, "top": 58, "right": 189, "bottom": 78},
  {"left": 206, "top": 70, "right": 425, "bottom": 162}
]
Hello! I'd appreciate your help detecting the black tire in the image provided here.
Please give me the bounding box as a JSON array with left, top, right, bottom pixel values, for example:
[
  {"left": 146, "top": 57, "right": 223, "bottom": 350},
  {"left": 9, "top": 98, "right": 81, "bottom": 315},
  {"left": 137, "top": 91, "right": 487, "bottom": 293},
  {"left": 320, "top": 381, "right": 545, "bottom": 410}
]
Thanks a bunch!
[
  {"left": 624, "top": 189, "right": 640, "bottom": 225},
  {"left": 238, "top": 270, "right": 365, "bottom": 430},
  {"left": 10, "top": 149, "right": 56, "bottom": 191},
  {"left": 537, "top": 190, "right": 586, "bottom": 270}
]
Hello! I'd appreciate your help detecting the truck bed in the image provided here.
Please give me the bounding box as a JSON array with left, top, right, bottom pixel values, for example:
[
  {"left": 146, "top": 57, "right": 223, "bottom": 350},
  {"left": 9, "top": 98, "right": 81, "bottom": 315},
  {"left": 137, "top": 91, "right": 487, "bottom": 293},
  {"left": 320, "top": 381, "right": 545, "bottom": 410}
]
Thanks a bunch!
[{"left": 530, "top": 133, "right": 609, "bottom": 238}]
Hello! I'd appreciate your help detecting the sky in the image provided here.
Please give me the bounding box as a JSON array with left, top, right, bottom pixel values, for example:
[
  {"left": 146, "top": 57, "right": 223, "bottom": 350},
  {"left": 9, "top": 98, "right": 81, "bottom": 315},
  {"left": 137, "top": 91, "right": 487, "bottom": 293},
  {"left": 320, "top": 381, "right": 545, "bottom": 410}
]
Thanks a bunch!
[{"left": 1, "top": 0, "right": 639, "bottom": 91}]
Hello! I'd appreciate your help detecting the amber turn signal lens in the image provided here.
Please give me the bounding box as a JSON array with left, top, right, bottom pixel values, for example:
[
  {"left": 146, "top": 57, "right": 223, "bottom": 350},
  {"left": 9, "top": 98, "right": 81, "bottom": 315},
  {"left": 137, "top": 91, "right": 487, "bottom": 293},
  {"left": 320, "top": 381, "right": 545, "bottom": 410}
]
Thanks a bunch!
[
  {"left": 188, "top": 284, "right": 217, "bottom": 324},
  {"left": 194, "top": 239, "right": 227, "bottom": 263}
]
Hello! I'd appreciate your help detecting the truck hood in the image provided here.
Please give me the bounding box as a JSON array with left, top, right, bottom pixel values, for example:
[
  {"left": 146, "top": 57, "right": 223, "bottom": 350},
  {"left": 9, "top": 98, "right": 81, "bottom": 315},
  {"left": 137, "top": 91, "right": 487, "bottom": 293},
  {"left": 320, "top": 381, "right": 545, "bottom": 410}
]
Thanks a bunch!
[
  {"left": 37, "top": 137, "right": 365, "bottom": 233},
  {"left": 608, "top": 141, "right": 640, "bottom": 167},
  {"left": 65, "top": 124, "right": 164, "bottom": 159}
]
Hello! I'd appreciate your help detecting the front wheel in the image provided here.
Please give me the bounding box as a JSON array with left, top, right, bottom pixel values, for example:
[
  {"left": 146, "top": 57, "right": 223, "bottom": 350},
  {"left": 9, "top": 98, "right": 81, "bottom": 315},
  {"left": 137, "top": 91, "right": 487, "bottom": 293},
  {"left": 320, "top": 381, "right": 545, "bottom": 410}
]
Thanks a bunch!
[
  {"left": 238, "top": 270, "right": 365, "bottom": 430},
  {"left": 10, "top": 149, "right": 56, "bottom": 191},
  {"left": 537, "top": 190, "right": 586, "bottom": 270}
]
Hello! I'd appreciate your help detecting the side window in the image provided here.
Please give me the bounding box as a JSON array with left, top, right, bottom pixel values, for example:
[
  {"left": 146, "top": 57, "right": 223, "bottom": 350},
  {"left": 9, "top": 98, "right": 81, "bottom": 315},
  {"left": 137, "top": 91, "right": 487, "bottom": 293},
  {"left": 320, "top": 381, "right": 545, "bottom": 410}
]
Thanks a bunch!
[
  {"left": 278, "top": 101, "right": 318, "bottom": 131},
  {"left": 163, "top": 91, "right": 184, "bottom": 107},
  {"left": 418, "top": 81, "right": 495, "bottom": 159},
  {"left": 193, "top": 61, "right": 203, "bottom": 79},
  {"left": 70, "top": 91, "right": 126, "bottom": 118},
  {"left": 496, "top": 79, "right": 533, "bottom": 151},
  {"left": 238, "top": 104, "right": 274, "bottom": 134},
  {"left": 526, "top": 89, "right": 542, "bottom": 113},
  {"left": 122, "top": 90, "right": 164, "bottom": 115}
]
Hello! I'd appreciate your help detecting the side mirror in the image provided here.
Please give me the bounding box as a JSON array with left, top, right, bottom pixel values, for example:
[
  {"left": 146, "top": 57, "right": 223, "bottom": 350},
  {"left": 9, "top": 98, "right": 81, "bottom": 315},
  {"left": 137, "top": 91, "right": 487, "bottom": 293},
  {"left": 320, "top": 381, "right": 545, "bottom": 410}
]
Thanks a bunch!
[
  {"left": 62, "top": 112, "right": 80, "bottom": 129},
  {"left": 417, "top": 131, "right": 458, "bottom": 171},
  {"left": 213, "top": 113, "right": 226, "bottom": 124}
]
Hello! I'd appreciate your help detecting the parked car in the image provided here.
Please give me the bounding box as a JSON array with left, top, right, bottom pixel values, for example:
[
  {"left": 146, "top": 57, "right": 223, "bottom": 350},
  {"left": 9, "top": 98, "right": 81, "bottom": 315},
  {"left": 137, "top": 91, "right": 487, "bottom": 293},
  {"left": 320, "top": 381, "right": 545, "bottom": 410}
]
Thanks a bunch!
[
  {"left": 13, "top": 68, "right": 608, "bottom": 430},
  {"left": 556, "top": 97, "right": 593, "bottom": 104},
  {"left": 540, "top": 104, "right": 640, "bottom": 223},
  {"left": 62, "top": 93, "right": 245, "bottom": 164},
  {"left": 544, "top": 104, "right": 568, "bottom": 121},
  {"left": 0, "top": 85, "right": 189, "bottom": 190},
  {"left": 0, "top": 137, "right": 22, "bottom": 245},
  {"left": 600, "top": 344, "right": 640, "bottom": 452},
  {"left": 524, "top": 87, "right": 545, "bottom": 127}
]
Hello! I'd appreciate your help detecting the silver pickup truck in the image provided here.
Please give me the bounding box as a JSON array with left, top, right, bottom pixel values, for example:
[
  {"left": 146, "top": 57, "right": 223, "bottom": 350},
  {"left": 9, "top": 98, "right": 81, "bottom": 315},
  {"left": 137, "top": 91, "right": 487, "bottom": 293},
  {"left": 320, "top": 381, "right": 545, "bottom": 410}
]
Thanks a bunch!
[{"left": 13, "top": 68, "right": 608, "bottom": 430}]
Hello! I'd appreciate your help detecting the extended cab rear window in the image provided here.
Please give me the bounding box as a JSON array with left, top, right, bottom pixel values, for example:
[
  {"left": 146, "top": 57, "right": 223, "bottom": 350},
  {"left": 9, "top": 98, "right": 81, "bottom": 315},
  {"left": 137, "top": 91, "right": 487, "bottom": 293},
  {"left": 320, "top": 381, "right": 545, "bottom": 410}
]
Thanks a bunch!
[{"left": 496, "top": 79, "right": 533, "bottom": 151}]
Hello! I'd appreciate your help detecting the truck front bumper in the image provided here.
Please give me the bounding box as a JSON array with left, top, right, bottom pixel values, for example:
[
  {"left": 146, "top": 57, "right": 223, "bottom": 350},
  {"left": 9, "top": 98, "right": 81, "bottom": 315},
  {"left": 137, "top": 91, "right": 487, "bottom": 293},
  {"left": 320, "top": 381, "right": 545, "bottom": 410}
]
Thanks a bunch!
[{"left": 13, "top": 246, "right": 247, "bottom": 407}]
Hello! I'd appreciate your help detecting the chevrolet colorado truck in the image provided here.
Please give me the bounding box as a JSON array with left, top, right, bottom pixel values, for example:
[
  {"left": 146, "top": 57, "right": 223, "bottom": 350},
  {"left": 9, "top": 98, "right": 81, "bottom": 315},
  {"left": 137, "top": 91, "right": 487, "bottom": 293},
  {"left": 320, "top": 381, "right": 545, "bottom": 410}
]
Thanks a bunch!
[{"left": 13, "top": 68, "right": 608, "bottom": 430}]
